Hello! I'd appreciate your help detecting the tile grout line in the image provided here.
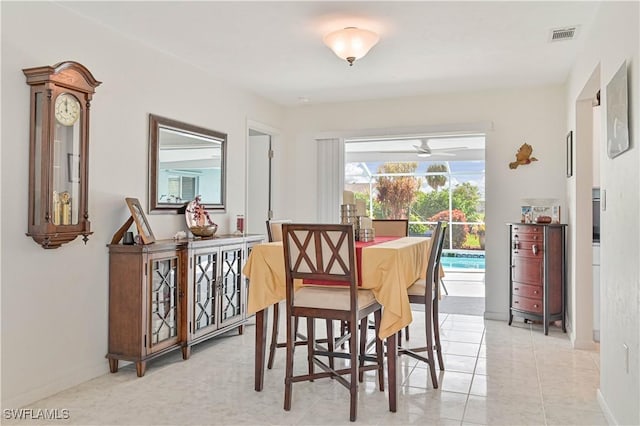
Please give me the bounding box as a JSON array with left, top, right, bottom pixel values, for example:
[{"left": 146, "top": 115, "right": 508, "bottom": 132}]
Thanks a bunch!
[
  {"left": 530, "top": 323, "right": 549, "bottom": 426},
  {"left": 459, "top": 321, "right": 485, "bottom": 425}
]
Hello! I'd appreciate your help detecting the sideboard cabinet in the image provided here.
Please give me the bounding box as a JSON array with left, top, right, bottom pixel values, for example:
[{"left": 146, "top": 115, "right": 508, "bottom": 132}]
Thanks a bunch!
[
  {"left": 107, "top": 234, "right": 263, "bottom": 376},
  {"left": 507, "top": 223, "right": 567, "bottom": 334}
]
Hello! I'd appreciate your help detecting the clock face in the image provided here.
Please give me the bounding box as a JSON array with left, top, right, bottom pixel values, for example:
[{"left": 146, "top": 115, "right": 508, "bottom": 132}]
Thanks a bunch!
[{"left": 54, "top": 93, "right": 81, "bottom": 126}]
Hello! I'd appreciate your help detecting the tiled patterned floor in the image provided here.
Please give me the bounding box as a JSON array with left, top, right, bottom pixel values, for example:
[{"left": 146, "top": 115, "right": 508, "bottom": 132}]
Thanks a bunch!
[{"left": 5, "top": 311, "right": 606, "bottom": 425}]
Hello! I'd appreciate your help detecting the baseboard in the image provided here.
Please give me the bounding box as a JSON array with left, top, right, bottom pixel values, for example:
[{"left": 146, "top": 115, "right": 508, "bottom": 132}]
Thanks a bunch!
[
  {"left": 597, "top": 388, "right": 617, "bottom": 425},
  {"left": 567, "top": 321, "right": 597, "bottom": 349},
  {"left": 1, "top": 360, "right": 107, "bottom": 409},
  {"left": 484, "top": 311, "right": 508, "bottom": 321}
]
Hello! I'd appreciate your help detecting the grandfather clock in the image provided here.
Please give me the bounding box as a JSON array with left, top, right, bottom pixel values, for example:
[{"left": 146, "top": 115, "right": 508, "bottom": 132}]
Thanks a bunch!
[{"left": 23, "top": 61, "right": 101, "bottom": 248}]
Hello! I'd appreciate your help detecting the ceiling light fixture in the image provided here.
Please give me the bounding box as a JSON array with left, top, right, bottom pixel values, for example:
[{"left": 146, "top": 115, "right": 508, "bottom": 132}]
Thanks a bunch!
[{"left": 323, "top": 27, "right": 379, "bottom": 66}]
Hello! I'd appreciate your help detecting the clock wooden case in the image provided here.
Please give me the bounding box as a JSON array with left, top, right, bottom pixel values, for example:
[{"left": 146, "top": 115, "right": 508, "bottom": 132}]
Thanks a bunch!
[{"left": 23, "top": 61, "right": 100, "bottom": 248}]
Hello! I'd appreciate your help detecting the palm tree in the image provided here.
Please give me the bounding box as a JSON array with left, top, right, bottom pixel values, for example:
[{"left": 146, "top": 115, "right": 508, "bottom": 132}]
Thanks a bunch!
[{"left": 426, "top": 164, "right": 448, "bottom": 192}]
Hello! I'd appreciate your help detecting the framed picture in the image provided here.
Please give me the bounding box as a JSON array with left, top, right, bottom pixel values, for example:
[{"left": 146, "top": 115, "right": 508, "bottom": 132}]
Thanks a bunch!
[
  {"left": 566, "top": 131, "right": 573, "bottom": 178},
  {"left": 606, "top": 61, "right": 630, "bottom": 159},
  {"left": 125, "top": 197, "right": 155, "bottom": 244},
  {"left": 67, "top": 153, "right": 80, "bottom": 183},
  {"left": 521, "top": 206, "right": 532, "bottom": 223}
]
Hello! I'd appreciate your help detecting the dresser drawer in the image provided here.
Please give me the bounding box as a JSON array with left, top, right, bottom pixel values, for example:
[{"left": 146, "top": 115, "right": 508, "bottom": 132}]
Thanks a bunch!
[
  {"left": 512, "top": 240, "right": 544, "bottom": 258},
  {"left": 512, "top": 283, "right": 542, "bottom": 300},
  {"left": 511, "top": 224, "right": 542, "bottom": 236},
  {"left": 513, "top": 231, "right": 543, "bottom": 243},
  {"left": 511, "top": 256, "right": 542, "bottom": 285},
  {"left": 512, "top": 295, "right": 543, "bottom": 314}
]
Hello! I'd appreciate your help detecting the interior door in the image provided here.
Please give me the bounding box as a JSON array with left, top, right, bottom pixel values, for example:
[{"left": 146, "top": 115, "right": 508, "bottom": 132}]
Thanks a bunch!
[{"left": 247, "top": 130, "right": 272, "bottom": 235}]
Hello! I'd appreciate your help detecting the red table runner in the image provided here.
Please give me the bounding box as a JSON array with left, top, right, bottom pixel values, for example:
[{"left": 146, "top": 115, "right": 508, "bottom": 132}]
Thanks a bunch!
[{"left": 303, "top": 236, "right": 400, "bottom": 287}]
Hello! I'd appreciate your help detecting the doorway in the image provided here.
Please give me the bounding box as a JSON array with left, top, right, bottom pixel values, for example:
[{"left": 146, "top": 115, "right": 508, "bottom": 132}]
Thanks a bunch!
[
  {"left": 343, "top": 134, "right": 486, "bottom": 316},
  {"left": 247, "top": 128, "right": 272, "bottom": 235}
]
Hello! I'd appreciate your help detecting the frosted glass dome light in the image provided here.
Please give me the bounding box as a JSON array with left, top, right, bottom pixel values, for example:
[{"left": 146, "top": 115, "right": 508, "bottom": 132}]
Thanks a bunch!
[{"left": 323, "top": 27, "right": 379, "bottom": 66}]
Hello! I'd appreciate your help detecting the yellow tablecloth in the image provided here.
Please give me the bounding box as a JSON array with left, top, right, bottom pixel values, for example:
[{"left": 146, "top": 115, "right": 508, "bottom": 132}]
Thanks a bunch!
[{"left": 244, "top": 237, "right": 433, "bottom": 339}]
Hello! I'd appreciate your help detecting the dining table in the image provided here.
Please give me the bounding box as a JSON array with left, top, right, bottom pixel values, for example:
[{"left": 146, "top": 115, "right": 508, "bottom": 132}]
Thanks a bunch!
[{"left": 243, "top": 235, "right": 434, "bottom": 413}]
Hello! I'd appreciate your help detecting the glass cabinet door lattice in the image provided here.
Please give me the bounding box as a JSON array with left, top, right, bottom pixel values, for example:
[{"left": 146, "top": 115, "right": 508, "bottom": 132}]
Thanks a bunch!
[
  {"left": 193, "top": 251, "right": 219, "bottom": 334},
  {"left": 150, "top": 256, "right": 179, "bottom": 349},
  {"left": 220, "top": 245, "right": 243, "bottom": 326}
]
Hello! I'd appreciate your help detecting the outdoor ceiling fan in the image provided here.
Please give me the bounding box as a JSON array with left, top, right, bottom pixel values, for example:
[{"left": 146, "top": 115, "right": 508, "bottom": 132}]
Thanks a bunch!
[{"left": 413, "top": 139, "right": 467, "bottom": 157}]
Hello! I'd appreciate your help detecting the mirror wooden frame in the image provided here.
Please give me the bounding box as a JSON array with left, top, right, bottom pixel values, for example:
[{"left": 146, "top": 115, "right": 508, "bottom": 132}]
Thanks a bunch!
[{"left": 149, "top": 114, "right": 227, "bottom": 213}]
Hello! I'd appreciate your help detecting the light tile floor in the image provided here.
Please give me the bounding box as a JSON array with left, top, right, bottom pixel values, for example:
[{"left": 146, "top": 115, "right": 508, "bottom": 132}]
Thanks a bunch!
[
  {"left": 442, "top": 271, "right": 485, "bottom": 298},
  {"left": 5, "top": 312, "right": 606, "bottom": 426}
]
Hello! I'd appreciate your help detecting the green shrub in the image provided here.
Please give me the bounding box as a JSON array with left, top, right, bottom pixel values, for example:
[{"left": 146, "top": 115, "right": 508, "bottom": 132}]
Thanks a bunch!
[{"left": 428, "top": 209, "right": 469, "bottom": 249}]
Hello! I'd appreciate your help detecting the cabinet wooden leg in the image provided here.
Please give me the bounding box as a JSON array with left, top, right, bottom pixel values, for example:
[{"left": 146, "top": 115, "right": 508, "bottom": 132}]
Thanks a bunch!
[
  {"left": 238, "top": 324, "right": 244, "bottom": 335},
  {"left": 108, "top": 358, "right": 119, "bottom": 373},
  {"left": 136, "top": 361, "right": 146, "bottom": 377},
  {"left": 508, "top": 314, "right": 513, "bottom": 326},
  {"left": 182, "top": 346, "right": 191, "bottom": 360}
]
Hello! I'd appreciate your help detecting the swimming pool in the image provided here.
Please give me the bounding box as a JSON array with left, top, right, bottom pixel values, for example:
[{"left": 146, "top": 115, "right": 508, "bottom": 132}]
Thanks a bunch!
[{"left": 441, "top": 251, "right": 485, "bottom": 271}]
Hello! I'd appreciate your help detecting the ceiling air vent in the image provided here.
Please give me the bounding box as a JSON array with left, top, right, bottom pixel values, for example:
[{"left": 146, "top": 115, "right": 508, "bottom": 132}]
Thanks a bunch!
[{"left": 550, "top": 27, "right": 578, "bottom": 42}]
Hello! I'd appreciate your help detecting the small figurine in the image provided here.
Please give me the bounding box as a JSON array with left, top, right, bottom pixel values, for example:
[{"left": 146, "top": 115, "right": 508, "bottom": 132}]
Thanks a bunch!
[
  {"left": 509, "top": 143, "right": 538, "bottom": 169},
  {"left": 186, "top": 196, "right": 213, "bottom": 226}
]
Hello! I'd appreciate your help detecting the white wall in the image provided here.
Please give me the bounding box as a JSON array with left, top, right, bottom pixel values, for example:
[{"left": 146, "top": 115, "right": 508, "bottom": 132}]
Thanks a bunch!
[
  {"left": 1, "top": 2, "right": 283, "bottom": 408},
  {"left": 281, "top": 86, "right": 567, "bottom": 322},
  {"left": 566, "top": 2, "right": 640, "bottom": 424}
]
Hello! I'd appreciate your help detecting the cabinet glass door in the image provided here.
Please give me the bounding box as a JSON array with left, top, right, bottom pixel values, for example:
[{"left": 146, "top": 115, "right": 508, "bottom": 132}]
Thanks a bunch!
[
  {"left": 149, "top": 256, "right": 179, "bottom": 351},
  {"left": 219, "top": 245, "right": 243, "bottom": 327},
  {"left": 193, "top": 251, "right": 218, "bottom": 335}
]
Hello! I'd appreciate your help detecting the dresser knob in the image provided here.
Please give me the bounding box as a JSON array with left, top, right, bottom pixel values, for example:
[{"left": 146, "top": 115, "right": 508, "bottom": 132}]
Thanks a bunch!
[
  {"left": 533, "top": 304, "right": 539, "bottom": 308},
  {"left": 533, "top": 290, "right": 539, "bottom": 294}
]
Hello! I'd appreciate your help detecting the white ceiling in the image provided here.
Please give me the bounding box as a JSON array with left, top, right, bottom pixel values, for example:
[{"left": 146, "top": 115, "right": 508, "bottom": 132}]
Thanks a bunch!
[{"left": 57, "top": 1, "right": 601, "bottom": 107}]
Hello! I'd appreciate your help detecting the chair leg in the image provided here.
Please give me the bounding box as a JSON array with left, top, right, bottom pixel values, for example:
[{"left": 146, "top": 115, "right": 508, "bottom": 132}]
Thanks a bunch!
[
  {"left": 307, "top": 318, "right": 315, "bottom": 381},
  {"left": 424, "top": 303, "right": 438, "bottom": 389},
  {"left": 405, "top": 325, "right": 410, "bottom": 341},
  {"left": 358, "top": 317, "right": 367, "bottom": 382},
  {"left": 349, "top": 319, "right": 358, "bottom": 422},
  {"left": 341, "top": 320, "right": 348, "bottom": 349},
  {"left": 433, "top": 298, "right": 445, "bottom": 370},
  {"left": 326, "top": 319, "right": 334, "bottom": 370},
  {"left": 440, "top": 278, "right": 449, "bottom": 296},
  {"left": 267, "top": 302, "right": 279, "bottom": 369},
  {"left": 374, "top": 309, "right": 384, "bottom": 391},
  {"left": 284, "top": 315, "right": 295, "bottom": 411}
]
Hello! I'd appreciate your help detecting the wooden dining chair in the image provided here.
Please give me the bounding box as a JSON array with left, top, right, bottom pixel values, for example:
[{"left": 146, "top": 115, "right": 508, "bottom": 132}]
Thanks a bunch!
[
  {"left": 265, "top": 219, "right": 295, "bottom": 370},
  {"left": 282, "top": 223, "right": 385, "bottom": 422},
  {"left": 371, "top": 219, "right": 409, "bottom": 237},
  {"left": 398, "top": 220, "right": 447, "bottom": 388},
  {"left": 266, "top": 219, "right": 292, "bottom": 244},
  {"left": 266, "top": 219, "right": 339, "bottom": 371}
]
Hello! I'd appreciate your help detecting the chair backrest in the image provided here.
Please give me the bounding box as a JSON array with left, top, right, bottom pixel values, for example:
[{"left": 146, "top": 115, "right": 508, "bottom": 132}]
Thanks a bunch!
[
  {"left": 281, "top": 223, "right": 357, "bottom": 310},
  {"left": 371, "top": 219, "right": 409, "bottom": 237},
  {"left": 266, "top": 219, "right": 293, "bottom": 242},
  {"left": 431, "top": 221, "right": 448, "bottom": 299}
]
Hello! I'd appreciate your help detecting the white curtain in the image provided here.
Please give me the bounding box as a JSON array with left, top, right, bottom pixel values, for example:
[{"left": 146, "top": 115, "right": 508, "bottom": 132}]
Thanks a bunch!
[{"left": 316, "top": 138, "right": 344, "bottom": 223}]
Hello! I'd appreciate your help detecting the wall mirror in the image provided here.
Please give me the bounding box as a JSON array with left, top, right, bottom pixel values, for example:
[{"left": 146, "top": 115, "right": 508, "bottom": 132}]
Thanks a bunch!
[{"left": 149, "top": 114, "right": 226, "bottom": 213}]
